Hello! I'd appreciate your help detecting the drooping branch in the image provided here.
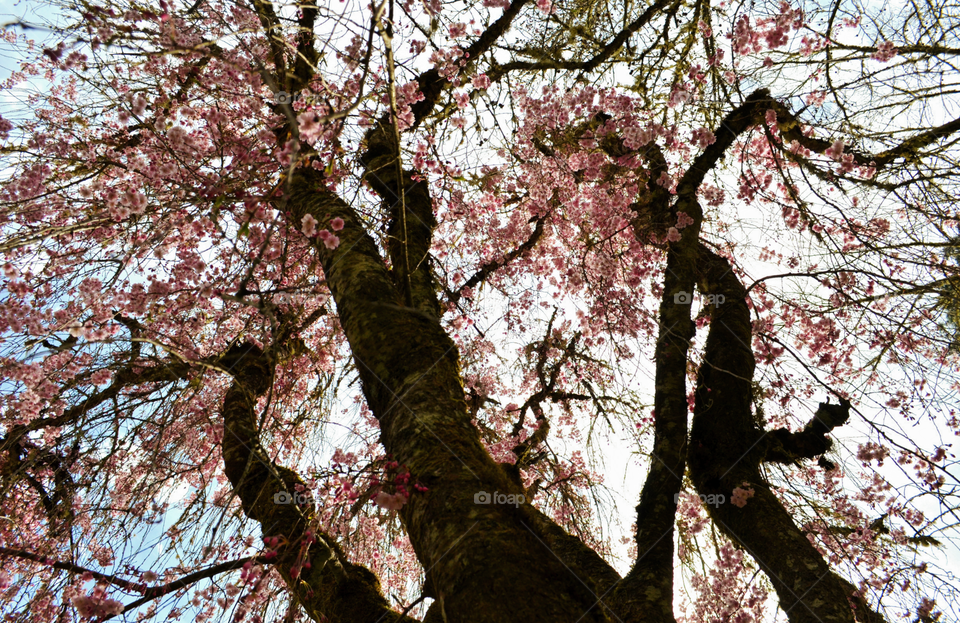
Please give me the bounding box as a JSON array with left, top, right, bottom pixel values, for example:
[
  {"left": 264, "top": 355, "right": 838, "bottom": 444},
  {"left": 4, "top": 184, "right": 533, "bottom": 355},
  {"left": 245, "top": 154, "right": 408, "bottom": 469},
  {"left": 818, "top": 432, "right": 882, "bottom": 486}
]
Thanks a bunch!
[
  {"left": 486, "top": 0, "right": 677, "bottom": 82},
  {"left": 0, "top": 546, "right": 148, "bottom": 593},
  {"left": 117, "top": 556, "right": 273, "bottom": 617},
  {"left": 0, "top": 548, "right": 274, "bottom": 620},
  {"left": 0, "top": 359, "right": 192, "bottom": 473}
]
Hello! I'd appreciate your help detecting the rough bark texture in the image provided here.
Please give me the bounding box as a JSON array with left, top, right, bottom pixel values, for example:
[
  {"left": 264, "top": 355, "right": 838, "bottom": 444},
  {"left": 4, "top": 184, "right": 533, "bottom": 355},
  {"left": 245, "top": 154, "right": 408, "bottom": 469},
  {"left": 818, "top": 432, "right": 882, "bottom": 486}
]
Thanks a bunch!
[
  {"left": 284, "top": 168, "right": 620, "bottom": 622},
  {"left": 613, "top": 155, "right": 699, "bottom": 623},
  {"left": 219, "top": 340, "right": 414, "bottom": 623},
  {"left": 210, "top": 9, "right": 899, "bottom": 621},
  {"left": 689, "top": 246, "right": 884, "bottom": 623}
]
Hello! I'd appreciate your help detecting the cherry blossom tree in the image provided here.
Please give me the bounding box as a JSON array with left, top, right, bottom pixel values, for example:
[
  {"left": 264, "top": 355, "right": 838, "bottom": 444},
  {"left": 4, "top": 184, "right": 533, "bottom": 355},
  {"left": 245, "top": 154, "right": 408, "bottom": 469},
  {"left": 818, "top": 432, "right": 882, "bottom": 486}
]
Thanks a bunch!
[{"left": 0, "top": 0, "right": 959, "bottom": 621}]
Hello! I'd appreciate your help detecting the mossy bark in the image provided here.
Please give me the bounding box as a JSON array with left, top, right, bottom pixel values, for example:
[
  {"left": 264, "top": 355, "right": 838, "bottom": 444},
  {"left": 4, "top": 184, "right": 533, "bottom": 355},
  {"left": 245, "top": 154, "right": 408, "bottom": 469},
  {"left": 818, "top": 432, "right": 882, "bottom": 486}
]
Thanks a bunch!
[
  {"left": 283, "top": 168, "right": 620, "bottom": 622},
  {"left": 689, "top": 246, "right": 884, "bottom": 623},
  {"left": 219, "top": 341, "right": 414, "bottom": 623}
]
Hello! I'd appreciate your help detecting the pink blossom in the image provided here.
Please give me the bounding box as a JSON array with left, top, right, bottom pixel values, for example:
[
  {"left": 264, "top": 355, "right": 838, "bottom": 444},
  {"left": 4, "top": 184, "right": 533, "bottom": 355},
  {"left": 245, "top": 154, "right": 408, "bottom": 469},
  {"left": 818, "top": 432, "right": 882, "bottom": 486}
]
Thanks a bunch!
[
  {"left": 297, "top": 110, "right": 323, "bottom": 143},
  {"left": 675, "top": 212, "right": 695, "bottom": 229},
  {"left": 666, "top": 227, "right": 681, "bottom": 242},
  {"left": 825, "top": 139, "right": 844, "bottom": 160},
  {"left": 121, "top": 188, "right": 147, "bottom": 214},
  {"left": 141, "top": 571, "right": 158, "bottom": 583},
  {"left": 472, "top": 73, "right": 491, "bottom": 90},
  {"left": 872, "top": 41, "right": 897, "bottom": 62},
  {"left": 535, "top": 0, "right": 554, "bottom": 13},
  {"left": 448, "top": 23, "right": 467, "bottom": 38},
  {"left": 374, "top": 490, "right": 407, "bottom": 510},
  {"left": 330, "top": 217, "right": 344, "bottom": 231},
  {"left": 691, "top": 127, "right": 716, "bottom": 149},
  {"left": 668, "top": 83, "right": 694, "bottom": 108},
  {"left": 731, "top": 484, "right": 755, "bottom": 507},
  {"left": 317, "top": 229, "right": 340, "bottom": 250},
  {"left": 765, "top": 109, "right": 778, "bottom": 129},
  {"left": 71, "top": 585, "right": 125, "bottom": 618},
  {"left": 806, "top": 90, "right": 826, "bottom": 107},
  {"left": 856, "top": 442, "right": 888, "bottom": 465},
  {"left": 301, "top": 214, "right": 318, "bottom": 237},
  {"left": 323, "top": 234, "right": 340, "bottom": 250},
  {"left": 91, "top": 369, "right": 113, "bottom": 385},
  {"left": 130, "top": 94, "right": 147, "bottom": 116},
  {"left": 918, "top": 598, "right": 939, "bottom": 620},
  {"left": 838, "top": 153, "right": 856, "bottom": 175}
]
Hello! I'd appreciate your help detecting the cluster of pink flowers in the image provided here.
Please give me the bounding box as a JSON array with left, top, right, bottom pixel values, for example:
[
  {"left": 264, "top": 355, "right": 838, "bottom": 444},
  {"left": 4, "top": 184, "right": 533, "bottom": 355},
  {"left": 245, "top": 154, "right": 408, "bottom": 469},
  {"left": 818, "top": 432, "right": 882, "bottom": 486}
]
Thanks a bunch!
[
  {"left": 372, "top": 461, "right": 428, "bottom": 510},
  {"left": 676, "top": 211, "right": 696, "bottom": 229},
  {"left": 429, "top": 47, "right": 467, "bottom": 83},
  {"left": 730, "top": 2, "right": 803, "bottom": 55},
  {"left": 301, "top": 215, "right": 343, "bottom": 249},
  {"left": 825, "top": 139, "right": 845, "bottom": 160},
  {"left": 374, "top": 490, "right": 408, "bottom": 510},
  {"left": 856, "top": 442, "right": 889, "bottom": 465},
  {"left": 472, "top": 73, "right": 491, "bottom": 90},
  {"left": 71, "top": 584, "right": 124, "bottom": 619},
  {"left": 668, "top": 82, "right": 695, "bottom": 108},
  {"left": 872, "top": 41, "right": 897, "bottom": 62},
  {"left": 731, "top": 483, "right": 755, "bottom": 507},
  {"left": 691, "top": 127, "right": 716, "bottom": 149},
  {"left": 535, "top": 0, "right": 554, "bottom": 13}
]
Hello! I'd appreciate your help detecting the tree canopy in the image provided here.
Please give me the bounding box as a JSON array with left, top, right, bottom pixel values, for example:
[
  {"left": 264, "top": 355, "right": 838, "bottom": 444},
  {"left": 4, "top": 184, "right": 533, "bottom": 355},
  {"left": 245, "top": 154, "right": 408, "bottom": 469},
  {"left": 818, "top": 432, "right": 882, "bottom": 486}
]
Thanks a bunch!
[{"left": 0, "top": 0, "right": 959, "bottom": 621}]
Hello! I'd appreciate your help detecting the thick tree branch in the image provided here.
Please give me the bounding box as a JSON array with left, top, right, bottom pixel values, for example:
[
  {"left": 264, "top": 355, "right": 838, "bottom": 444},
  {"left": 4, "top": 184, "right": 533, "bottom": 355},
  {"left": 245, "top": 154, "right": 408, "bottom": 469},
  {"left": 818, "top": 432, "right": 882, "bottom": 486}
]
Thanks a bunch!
[
  {"left": 285, "top": 167, "right": 618, "bottom": 622},
  {"left": 689, "top": 245, "right": 885, "bottom": 623},
  {"left": 360, "top": 122, "right": 440, "bottom": 318},
  {"left": 764, "top": 399, "right": 851, "bottom": 464},
  {"left": 219, "top": 339, "right": 413, "bottom": 623},
  {"left": 290, "top": 0, "right": 319, "bottom": 95},
  {"left": 769, "top": 101, "right": 960, "bottom": 171},
  {"left": 611, "top": 88, "right": 774, "bottom": 623},
  {"left": 248, "top": 0, "right": 287, "bottom": 83}
]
